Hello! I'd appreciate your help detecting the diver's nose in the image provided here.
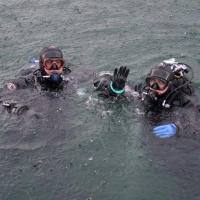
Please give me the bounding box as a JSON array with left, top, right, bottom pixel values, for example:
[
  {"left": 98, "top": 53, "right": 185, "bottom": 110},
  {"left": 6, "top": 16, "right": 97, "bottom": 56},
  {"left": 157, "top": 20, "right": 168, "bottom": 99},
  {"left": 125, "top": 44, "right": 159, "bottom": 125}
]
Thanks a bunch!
[
  {"left": 151, "top": 83, "right": 159, "bottom": 90},
  {"left": 52, "top": 63, "right": 58, "bottom": 70}
]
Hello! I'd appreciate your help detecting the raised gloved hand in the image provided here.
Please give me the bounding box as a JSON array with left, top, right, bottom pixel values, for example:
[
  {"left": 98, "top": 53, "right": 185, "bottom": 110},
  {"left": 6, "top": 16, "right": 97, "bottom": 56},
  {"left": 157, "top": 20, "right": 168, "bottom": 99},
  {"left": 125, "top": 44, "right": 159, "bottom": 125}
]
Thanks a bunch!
[
  {"left": 153, "top": 123, "right": 177, "bottom": 138},
  {"left": 110, "top": 66, "right": 130, "bottom": 94},
  {"left": 2, "top": 101, "right": 29, "bottom": 115}
]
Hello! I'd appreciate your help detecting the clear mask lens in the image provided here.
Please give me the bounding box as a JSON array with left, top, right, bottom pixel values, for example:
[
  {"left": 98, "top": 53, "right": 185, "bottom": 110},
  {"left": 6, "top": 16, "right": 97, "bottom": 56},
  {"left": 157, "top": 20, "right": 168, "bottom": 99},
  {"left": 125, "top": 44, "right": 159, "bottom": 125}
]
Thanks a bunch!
[{"left": 43, "top": 58, "right": 65, "bottom": 70}]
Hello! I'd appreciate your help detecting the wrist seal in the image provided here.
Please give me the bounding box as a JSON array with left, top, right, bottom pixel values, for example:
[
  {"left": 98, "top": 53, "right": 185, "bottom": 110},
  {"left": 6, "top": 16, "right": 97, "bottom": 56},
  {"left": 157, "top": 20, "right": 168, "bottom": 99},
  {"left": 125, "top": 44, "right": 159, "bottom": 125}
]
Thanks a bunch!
[{"left": 110, "top": 81, "right": 125, "bottom": 94}]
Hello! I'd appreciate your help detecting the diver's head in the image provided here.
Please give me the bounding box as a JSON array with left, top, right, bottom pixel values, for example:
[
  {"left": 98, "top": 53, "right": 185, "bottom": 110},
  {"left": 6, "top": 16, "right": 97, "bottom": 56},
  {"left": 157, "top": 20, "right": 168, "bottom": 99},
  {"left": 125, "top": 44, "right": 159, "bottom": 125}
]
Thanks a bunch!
[
  {"left": 146, "top": 62, "right": 175, "bottom": 95},
  {"left": 39, "top": 46, "right": 66, "bottom": 76}
]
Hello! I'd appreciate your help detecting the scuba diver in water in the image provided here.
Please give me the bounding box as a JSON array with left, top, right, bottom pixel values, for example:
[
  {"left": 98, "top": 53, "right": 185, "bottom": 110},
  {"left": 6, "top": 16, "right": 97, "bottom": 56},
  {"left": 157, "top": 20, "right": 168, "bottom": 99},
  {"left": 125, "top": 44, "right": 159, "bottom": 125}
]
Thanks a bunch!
[
  {"left": 6, "top": 45, "right": 71, "bottom": 91},
  {"left": 1, "top": 45, "right": 72, "bottom": 115},
  {"left": 93, "top": 58, "right": 200, "bottom": 138}
]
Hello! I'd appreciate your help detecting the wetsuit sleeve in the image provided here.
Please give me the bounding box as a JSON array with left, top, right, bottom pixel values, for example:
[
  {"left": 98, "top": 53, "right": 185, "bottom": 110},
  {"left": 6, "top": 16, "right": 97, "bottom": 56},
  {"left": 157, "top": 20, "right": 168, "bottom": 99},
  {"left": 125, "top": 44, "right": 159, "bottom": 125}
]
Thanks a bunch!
[
  {"left": 0, "top": 77, "right": 30, "bottom": 115},
  {"left": 93, "top": 73, "right": 118, "bottom": 98},
  {"left": 3, "top": 73, "right": 36, "bottom": 92},
  {"left": 5, "top": 77, "right": 26, "bottom": 91}
]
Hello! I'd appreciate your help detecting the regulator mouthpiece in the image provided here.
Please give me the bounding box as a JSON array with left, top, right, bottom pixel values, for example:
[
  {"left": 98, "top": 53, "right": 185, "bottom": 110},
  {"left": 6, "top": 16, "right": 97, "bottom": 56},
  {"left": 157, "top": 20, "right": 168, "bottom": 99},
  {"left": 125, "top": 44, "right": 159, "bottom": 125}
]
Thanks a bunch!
[
  {"left": 142, "top": 90, "right": 158, "bottom": 103},
  {"left": 50, "top": 73, "right": 62, "bottom": 84}
]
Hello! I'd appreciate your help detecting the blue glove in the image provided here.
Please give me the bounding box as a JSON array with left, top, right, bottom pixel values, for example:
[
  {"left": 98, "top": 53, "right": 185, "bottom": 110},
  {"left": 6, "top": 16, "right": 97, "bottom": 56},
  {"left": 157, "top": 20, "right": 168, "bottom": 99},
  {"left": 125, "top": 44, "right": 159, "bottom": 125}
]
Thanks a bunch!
[{"left": 153, "top": 123, "right": 177, "bottom": 138}]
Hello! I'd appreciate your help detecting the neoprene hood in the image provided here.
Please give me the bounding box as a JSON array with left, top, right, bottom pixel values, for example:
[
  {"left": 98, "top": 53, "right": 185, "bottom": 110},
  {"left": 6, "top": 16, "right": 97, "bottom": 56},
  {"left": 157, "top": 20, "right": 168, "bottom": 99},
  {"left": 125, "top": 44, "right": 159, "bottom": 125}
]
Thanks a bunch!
[
  {"left": 146, "top": 62, "right": 175, "bottom": 84},
  {"left": 39, "top": 46, "right": 63, "bottom": 75}
]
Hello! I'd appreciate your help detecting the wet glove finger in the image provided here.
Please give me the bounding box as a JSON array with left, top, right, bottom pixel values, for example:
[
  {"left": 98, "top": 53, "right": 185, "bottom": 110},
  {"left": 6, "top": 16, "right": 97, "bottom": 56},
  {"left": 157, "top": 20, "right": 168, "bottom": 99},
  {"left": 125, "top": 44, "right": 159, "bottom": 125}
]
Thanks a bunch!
[
  {"left": 124, "top": 68, "right": 130, "bottom": 78},
  {"left": 118, "top": 66, "right": 123, "bottom": 75},
  {"left": 113, "top": 68, "right": 118, "bottom": 76},
  {"left": 121, "top": 66, "right": 126, "bottom": 75},
  {"left": 155, "top": 132, "right": 176, "bottom": 138}
]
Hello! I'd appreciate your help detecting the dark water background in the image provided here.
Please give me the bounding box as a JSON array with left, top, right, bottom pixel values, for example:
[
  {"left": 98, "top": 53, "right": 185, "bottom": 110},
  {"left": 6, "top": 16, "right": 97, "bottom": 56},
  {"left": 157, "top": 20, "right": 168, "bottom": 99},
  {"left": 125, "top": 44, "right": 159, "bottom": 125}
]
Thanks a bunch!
[{"left": 1, "top": 0, "right": 200, "bottom": 199}]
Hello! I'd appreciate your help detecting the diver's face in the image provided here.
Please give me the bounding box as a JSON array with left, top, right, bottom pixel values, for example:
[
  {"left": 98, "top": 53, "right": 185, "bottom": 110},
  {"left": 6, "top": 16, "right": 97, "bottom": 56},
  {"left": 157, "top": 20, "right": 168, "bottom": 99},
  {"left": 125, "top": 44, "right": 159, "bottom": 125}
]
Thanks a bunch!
[
  {"left": 149, "top": 78, "right": 169, "bottom": 95},
  {"left": 43, "top": 58, "right": 65, "bottom": 75}
]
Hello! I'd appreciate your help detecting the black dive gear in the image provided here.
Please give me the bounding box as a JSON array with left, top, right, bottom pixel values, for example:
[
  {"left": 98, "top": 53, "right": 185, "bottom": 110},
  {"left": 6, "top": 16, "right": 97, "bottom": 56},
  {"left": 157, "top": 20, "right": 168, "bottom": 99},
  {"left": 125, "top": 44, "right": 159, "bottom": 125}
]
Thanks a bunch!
[
  {"left": 43, "top": 73, "right": 63, "bottom": 87},
  {"left": 2, "top": 100, "right": 29, "bottom": 115},
  {"left": 141, "top": 86, "right": 158, "bottom": 103},
  {"left": 28, "top": 66, "right": 71, "bottom": 90},
  {"left": 141, "top": 59, "right": 194, "bottom": 108}
]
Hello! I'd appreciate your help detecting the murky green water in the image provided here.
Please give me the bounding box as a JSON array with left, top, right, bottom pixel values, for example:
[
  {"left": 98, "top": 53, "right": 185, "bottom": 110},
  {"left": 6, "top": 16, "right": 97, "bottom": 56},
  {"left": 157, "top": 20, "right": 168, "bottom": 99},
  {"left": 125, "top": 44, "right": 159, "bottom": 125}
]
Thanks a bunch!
[{"left": 1, "top": 0, "right": 200, "bottom": 199}]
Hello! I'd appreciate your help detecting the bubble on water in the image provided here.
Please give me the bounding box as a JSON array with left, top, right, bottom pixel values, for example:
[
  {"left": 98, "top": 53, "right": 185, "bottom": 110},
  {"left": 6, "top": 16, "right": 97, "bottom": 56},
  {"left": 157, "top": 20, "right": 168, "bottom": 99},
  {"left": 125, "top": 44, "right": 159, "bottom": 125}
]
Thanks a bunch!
[
  {"left": 77, "top": 88, "right": 86, "bottom": 96},
  {"left": 88, "top": 156, "right": 93, "bottom": 161},
  {"left": 56, "top": 108, "right": 62, "bottom": 112}
]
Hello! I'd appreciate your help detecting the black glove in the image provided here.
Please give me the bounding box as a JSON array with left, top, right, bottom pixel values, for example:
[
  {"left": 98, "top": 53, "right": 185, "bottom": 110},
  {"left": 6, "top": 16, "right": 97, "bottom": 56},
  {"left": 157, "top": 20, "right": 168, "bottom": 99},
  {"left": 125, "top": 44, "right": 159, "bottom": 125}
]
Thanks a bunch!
[
  {"left": 111, "top": 66, "right": 130, "bottom": 91},
  {"left": 2, "top": 100, "right": 29, "bottom": 115}
]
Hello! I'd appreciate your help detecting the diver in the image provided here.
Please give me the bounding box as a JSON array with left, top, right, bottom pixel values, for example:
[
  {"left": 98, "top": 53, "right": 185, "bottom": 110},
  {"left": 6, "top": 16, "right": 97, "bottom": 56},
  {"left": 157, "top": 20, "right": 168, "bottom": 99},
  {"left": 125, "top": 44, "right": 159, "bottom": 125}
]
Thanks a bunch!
[
  {"left": 6, "top": 45, "right": 71, "bottom": 91},
  {"left": 0, "top": 45, "right": 72, "bottom": 115},
  {"left": 93, "top": 59, "right": 200, "bottom": 138}
]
